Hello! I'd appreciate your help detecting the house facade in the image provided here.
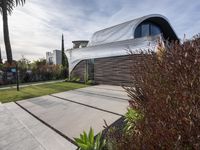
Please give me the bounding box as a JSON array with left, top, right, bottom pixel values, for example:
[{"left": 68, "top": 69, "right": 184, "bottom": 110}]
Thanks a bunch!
[{"left": 66, "top": 14, "right": 178, "bottom": 85}]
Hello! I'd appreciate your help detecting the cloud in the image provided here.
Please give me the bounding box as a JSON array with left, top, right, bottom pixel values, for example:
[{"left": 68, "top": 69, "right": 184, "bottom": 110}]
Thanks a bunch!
[{"left": 0, "top": 0, "right": 199, "bottom": 61}]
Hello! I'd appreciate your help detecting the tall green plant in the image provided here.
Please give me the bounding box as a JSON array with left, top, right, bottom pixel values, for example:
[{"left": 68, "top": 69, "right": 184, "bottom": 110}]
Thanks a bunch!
[
  {"left": 61, "top": 34, "right": 68, "bottom": 78},
  {"left": 61, "top": 34, "right": 68, "bottom": 67},
  {"left": 0, "top": 47, "right": 2, "bottom": 64},
  {"left": 0, "top": 0, "right": 26, "bottom": 64},
  {"left": 74, "top": 128, "right": 106, "bottom": 150},
  {"left": 123, "top": 108, "right": 142, "bottom": 133}
]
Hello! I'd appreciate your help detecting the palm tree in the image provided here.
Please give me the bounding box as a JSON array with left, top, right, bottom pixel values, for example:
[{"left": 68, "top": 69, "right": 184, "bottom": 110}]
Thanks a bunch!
[{"left": 0, "top": 0, "right": 26, "bottom": 64}]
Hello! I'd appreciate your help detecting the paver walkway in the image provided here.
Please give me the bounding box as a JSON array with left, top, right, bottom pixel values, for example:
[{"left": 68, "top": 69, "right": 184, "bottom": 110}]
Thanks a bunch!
[{"left": 0, "top": 85, "right": 129, "bottom": 150}]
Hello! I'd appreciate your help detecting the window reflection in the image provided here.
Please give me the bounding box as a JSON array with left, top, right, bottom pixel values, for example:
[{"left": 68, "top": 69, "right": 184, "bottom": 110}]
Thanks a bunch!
[
  {"left": 151, "top": 24, "right": 161, "bottom": 36},
  {"left": 141, "top": 24, "right": 150, "bottom": 37},
  {"left": 134, "top": 22, "right": 162, "bottom": 38}
]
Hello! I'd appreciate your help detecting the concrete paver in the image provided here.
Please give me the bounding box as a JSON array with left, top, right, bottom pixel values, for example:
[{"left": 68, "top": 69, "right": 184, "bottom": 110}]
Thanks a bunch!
[
  {"left": 0, "top": 104, "right": 45, "bottom": 150},
  {"left": 1, "top": 102, "right": 77, "bottom": 150},
  {"left": 17, "top": 95, "right": 122, "bottom": 139},
  {"left": 52, "top": 90, "right": 128, "bottom": 115},
  {"left": 1, "top": 85, "right": 129, "bottom": 150},
  {"left": 75, "top": 85, "right": 129, "bottom": 100}
]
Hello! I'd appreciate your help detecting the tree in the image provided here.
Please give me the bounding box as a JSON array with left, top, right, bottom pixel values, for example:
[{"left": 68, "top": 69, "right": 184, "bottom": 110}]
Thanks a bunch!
[
  {"left": 0, "top": 46, "right": 2, "bottom": 64},
  {"left": 61, "top": 34, "right": 68, "bottom": 67},
  {"left": 0, "top": 0, "right": 26, "bottom": 64},
  {"left": 61, "top": 34, "right": 68, "bottom": 78}
]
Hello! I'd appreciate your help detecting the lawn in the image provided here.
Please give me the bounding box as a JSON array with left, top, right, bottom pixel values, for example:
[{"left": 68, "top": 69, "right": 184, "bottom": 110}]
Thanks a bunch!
[{"left": 0, "top": 82, "right": 89, "bottom": 103}]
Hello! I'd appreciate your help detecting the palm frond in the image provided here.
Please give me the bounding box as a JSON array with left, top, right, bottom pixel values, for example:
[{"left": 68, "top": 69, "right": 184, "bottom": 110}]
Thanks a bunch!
[
  {"left": 0, "top": 0, "right": 26, "bottom": 15},
  {"left": 15, "top": 0, "right": 26, "bottom": 6}
]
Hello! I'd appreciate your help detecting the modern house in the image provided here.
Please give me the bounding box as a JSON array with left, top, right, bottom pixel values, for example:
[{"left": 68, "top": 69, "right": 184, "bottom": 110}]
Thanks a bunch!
[
  {"left": 66, "top": 14, "right": 178, "bottom": 85},
  {"left": 46, "top": 50, "right": 62, "bottom": 65}
]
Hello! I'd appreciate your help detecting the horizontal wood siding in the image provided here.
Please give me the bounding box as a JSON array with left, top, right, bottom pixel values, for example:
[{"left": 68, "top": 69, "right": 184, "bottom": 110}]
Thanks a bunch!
[{"left": 71, "top": 55, "right": 143, "bottom": 86}]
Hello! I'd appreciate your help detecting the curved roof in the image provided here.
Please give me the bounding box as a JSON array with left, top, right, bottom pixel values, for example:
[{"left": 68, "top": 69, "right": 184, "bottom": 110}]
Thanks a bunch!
[
  {"left": 67, "top": 36, "right": 159, "bottom": 73},
  {"left": 67, "top": 14, "right": 178, "bottom": 74},
  {"left": 88, "top": 14, "right": 178, "bottom": 46}
]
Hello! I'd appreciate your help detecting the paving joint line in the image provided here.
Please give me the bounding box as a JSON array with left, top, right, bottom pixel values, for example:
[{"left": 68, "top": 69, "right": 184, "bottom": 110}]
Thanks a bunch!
[
  {"left": 74, "top": 90, "right": 129, "bottom": 101},
  {"left": 94, "top": 87, "right": 125, "bottom": 92},
  {"left": 6, "top": 104, "right": 47, "bottom": 150},
  {"left": 49, "top": 94, "right": 123, "bottom": 117},
  {"left": 14, "top": 101, "right": 77, "bottom": 147}
]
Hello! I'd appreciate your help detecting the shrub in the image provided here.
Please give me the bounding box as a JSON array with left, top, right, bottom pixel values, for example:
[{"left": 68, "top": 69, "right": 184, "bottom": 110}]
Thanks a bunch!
[
  {"left": 123, "top": 108, "right": 142, "bottom": 134},
  {"left": 70, "top": 76, "right": 81, "bottom": 82},
  {"left": 105, "top": 122, "right": 135, "bottom": 150},
  {"left": 74, "top": 128, "right": 106, "bottom": 150},
  {"left": 123, "top": 35, "right": 200, "bottom": 149}
]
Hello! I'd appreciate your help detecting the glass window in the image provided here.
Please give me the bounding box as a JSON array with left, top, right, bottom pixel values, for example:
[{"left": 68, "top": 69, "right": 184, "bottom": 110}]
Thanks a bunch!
[
  {"left": 87, "top": 59, "right": 94, "bottom": 81},
  {"left": 141, "top": 24, "right": 150, "bottom": 37},
  {"left": 134, "top": 22, "right": 162, "bottom": 38},
  {"left": 134, "top": 25, "right": 141, "bottom": 38},
  {"left": 151, "top": 24, "right": 161, "bottom": 36}
]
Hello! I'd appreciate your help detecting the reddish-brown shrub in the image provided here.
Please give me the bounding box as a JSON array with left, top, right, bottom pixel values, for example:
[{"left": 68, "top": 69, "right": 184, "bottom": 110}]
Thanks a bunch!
[{"left": 123, "top": 35, "right": 200, "bottom": 149}]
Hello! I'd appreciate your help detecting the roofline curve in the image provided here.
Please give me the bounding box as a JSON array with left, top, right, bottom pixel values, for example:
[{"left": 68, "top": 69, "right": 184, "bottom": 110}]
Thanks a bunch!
[
  {"left": 132, "top": 14, "right": 178, "bottom": 40},
  {"left": 89, "top": 14, "right": 178, "bottom": 46}
]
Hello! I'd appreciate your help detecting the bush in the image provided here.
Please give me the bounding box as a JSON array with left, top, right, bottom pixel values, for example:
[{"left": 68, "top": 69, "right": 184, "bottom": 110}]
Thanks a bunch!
[
  {"left": 70, "top": 76, "right": 81, "bottom": 82},
  {"left": 123, "top": 35, "right": 200, "bottom": 149},
  {"left": 74, "top": 128, "right": 106, "bottom": 150},
  {"left": 123, "top": 108, "right": 142, "bottom": 134}
]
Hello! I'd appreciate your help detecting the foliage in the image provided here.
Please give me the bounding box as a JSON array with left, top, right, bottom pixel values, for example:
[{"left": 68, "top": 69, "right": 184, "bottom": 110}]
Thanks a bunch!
[
  {"left": 86, "top": 80, "right": 95, "bottom": 85},
  {"left": 122, "top": 35, "right": 200, "bottom": 149},
  {"left": 105, "top": 126, "right": 134, "bottom": 150},
  {"left": 70, "top": 76, "right": 81, "bottom": 82},
  {"left": 0, "top": 56, "right": 68, "bottom": 85},
  {"left": 74, "top": 128, "right": 106, "bottom": 150},
  {"left": 105, "top": 109, "right": 142, "bottom": 150},
  {"left": 61, "top": 34, "right": 68, "bottom": 67},
  {"left": 0, "top": 0, "right": 26, "bottom": 63},
  {"left": 16, "top": 58, "right": 66, "bottom": 83},
  {"left": 0, "top": 0, "right": 26, "bottom": 14},
  {"left": 0, "top": 63, "right": 4, "bottom": 69},
  {"left": 123, "top": 108, "right": 142, "bottom": 133}
]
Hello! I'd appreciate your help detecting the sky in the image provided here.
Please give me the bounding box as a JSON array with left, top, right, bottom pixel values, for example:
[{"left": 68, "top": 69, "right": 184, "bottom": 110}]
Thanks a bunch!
[{"left": 0, "top": 0, "right": 200, "bottom": 61}]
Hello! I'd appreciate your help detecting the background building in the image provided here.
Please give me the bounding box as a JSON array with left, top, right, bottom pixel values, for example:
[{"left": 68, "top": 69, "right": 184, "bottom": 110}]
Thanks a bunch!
[{"left": 46, "top": 50, "right": 62, "bottom": 65}]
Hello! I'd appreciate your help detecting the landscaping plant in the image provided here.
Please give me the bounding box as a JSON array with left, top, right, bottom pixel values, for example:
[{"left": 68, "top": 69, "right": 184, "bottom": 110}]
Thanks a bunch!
[
  {"left": 123, "top": 108, "right": 142, "bottom": 134},
  {"left": 74, "top": 128, "right": 106, "bottom": 150},
  {"left": 122, "top": 35, "right": 200, "bottom": 149}
]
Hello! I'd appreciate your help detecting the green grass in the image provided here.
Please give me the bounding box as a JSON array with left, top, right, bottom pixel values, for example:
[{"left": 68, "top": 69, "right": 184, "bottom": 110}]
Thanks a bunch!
[
  {"left": 0, "top": 79, "right": 63, "bottom": 88},
  {"left": 0, "top": 82, "right": 89, "bottom": 103}
]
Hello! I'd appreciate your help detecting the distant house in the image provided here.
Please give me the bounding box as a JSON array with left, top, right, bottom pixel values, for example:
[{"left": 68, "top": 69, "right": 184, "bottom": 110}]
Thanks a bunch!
[
  {"left": 66, "top": 14, "right": 178, "bottom": 85},
  {"left": 46, "top": 50, "right": 62, "bottom": 65}
]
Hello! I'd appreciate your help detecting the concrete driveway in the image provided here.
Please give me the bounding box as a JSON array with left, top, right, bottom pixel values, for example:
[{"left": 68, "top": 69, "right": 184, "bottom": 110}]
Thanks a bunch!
[{"left": 0, "top": 85, "right": 129, "bottom": 150}]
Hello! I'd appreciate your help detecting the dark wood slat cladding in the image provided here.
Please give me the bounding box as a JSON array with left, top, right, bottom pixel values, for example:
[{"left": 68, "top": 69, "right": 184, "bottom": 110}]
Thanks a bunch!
[
  {"left": 94, "top": 55, "right": 132, "bottom": 86},
  {"left": 71, "top": 55, "right": 143, "bottom": 86}
]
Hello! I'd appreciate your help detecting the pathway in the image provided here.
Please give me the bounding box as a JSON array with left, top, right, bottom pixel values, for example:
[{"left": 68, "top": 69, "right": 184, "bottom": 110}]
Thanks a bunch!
[{"left": 0, "top": 85, "right": 129, "bottom": 150}]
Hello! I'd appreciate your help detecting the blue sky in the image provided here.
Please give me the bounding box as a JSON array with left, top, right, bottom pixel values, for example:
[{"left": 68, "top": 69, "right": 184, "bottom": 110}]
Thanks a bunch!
[{"left": 0, "top": 0, "right": 199, "bottom": 61}]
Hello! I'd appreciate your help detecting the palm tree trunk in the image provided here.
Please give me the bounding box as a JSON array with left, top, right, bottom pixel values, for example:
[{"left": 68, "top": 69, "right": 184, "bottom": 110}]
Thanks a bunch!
[{"left": 2, "top": 0, "right": 13, "bottom": 64}]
